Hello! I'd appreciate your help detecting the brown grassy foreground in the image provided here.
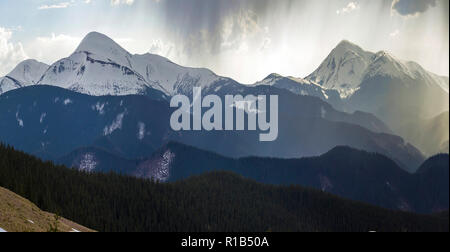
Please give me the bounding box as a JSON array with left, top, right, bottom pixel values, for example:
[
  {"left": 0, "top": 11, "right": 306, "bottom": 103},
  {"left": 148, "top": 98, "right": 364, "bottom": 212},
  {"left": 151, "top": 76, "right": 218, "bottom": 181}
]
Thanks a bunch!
[{"left": 0, "top": 187, "right": 94, "bottom": 232}]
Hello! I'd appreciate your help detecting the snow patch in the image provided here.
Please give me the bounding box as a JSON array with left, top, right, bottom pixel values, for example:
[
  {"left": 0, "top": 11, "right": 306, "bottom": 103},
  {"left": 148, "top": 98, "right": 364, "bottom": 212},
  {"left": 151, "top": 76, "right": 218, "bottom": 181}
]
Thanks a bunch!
[
  {"left": 76, "top": 153, "right": 98, "bottom": 172},
  {"left": 154, "top": 150, "right": 175, "bottom": 182},
  {"left": 16, "top": 112, "right": 24, "bottom": 127},
  {"left": 321, "top": 90, "right": 329, "bottom": 100},
  {"left": 397, "top": 199, "right": 412, "bottom": 212},
  {"left": 0, "top": 227, "right": 7, "bottom": 232},
  {"left": 104, "top": 112, "right": 125, "bottom": 136},
  {"left": 63, "top": 98, "right": 73, "bottom": 105},
  {"left": 232, "top": 100, "right": 263, "bottom": 114},
  {"left": 319, "top": 175, "right": 334, "bottom": 192},
  {"left": 320, "top": 106, "right": 327, "bottom": 118},
  {"left": 92, "top": 102, "right": 105, "bottom": 115},
  {"left": 137, "top": 122, "right": 146, "bottom": 140},
  {"left": 40, "top": 113, "right": 47, "bottom": 123}
]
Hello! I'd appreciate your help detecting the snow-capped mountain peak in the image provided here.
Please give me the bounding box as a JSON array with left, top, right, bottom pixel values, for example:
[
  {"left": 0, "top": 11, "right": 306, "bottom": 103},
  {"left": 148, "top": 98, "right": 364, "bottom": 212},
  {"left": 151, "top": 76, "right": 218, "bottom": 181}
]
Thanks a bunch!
[
  {"left": 306, "top": 40, "right": 449, "bottom": 98},
  {"left": 0, "top": 59, "right": 49, "bottom": 95},
  {"left": 131, "top": 52, "right": 223, "bottom": 95},
  {"left": 1, "top": 32, "right": 228, "bottom": 97},
  {"left": 36, "top": 31, "right": 224, "bottom": 97},
  {"left": 75, "top": 32, "right": 133, "bottom": 69},
  {"left": 306, "top": 40, "right": 374, "bottom": 98},
  {"left": 38, "top": 32, "right": 169, "bottom": 96},
  {"left": 303, "top": 39, "right": 449, "bottom": 134},
  {"left": 265, "top": 73, "right": 283, "bottom": 80},
  {"left": 334, "top": 40, "right": 367, "bottom": 54},
  {"left": 7, "top": 59, "right": 49, "bottom": 85}
]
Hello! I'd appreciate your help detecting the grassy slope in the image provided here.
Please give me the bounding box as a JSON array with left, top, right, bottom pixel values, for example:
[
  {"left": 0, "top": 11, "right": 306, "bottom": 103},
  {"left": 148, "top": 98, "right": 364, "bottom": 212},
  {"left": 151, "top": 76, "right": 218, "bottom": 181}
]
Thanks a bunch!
[{"left": 0, "top": 186, "right": 94, "bottom": 232}]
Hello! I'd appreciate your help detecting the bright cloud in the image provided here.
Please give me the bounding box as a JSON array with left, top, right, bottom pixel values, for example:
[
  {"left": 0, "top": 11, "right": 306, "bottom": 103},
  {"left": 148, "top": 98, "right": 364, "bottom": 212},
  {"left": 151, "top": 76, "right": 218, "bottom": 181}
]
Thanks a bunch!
[
  {"left": 389, "top": 29, "right": 400, "bottom": 37},
  {"left": 0, "top": 27, "right": 28, "bottom": 76},
  {"left": 111, "top": 0, "right": 135, "bottom": 6},
  {"left": 336, "top": 2, "right": 360, "bottom": 15},
  {"left": 149, "top": 39, "right": 175, "bottom": 58},
  {"left": 38, "top": 2, "right": 72, "bottom": 10},
  {"left": 25, "top": 33, "right": 81, "bottom": 66}
]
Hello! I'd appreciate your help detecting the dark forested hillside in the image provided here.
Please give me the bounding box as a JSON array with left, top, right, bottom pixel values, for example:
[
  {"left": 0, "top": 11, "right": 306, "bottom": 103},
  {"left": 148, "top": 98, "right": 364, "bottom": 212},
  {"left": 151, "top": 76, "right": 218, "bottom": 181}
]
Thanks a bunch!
[
  {"left": 124, "top": 142, "right": 448, "bottom": 214},
  {"left": 0, "top": 143, "right": 447, "bottom": 232},
  {"left": 414, "top": 154, "right": 449, "bottom": 213}
]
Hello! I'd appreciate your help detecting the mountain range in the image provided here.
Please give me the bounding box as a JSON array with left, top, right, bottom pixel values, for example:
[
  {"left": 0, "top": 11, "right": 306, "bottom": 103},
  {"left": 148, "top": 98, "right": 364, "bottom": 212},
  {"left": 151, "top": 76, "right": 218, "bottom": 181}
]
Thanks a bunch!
[
  {"left": 0, "top": 31, "right": 448, "bottom": 230},
  {"left": 257, "top": 40, "right": 449, "bottom": 156},
  {"left": 36, "top": 32, "right": 225, "bottom": 98},
  {"left": 0, "top": 85, "right": 423, "bottom": 171},
  {"left": 2, "top": 33, "right": 446, "bottom": 158},
  {"left": 1, "top": 31, "right": 446, "bottom": 169}
]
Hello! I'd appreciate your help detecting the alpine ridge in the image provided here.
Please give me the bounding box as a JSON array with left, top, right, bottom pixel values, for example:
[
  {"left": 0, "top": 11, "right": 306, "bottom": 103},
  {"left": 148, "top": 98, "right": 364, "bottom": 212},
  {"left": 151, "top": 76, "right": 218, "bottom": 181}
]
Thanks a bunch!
[
  {"left": 36, "top": 31, "right": 225, "bottom": 97},
  {"left": 0, "top": 59, "right": 49, "bottom": 94},
  {"left": 254, "top": 40, "right": 449, "bottom": 156}
]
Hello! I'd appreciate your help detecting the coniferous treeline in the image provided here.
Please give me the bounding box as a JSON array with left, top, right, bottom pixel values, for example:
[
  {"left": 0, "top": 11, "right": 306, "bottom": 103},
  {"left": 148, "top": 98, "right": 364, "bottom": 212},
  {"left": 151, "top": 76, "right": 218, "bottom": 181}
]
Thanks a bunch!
[{"left": 0, "top": 143, "right": 447, "bottom": 232}]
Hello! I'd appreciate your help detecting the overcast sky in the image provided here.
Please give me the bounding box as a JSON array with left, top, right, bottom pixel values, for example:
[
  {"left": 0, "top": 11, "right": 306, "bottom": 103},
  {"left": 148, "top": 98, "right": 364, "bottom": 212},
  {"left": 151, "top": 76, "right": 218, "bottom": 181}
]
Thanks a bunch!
[{"left": 0, "top": 0, "right": 448, "bottom": 83}]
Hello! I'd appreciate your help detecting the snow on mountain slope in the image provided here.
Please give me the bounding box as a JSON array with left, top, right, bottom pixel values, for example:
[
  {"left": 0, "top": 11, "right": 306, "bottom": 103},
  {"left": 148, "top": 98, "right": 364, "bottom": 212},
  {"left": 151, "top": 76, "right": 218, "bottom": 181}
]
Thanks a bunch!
[
  {"left": 38, "top": 32, "right": 224, "bottom": 97},
  {"left": 0, "top": 77, "right": 21, "bottom": 94},
  {"left": 431, "top": 74, "right": 449, "bottom": 93},
  {"left": 38, "top": 51, "right": 155, "bottom": 96},
  {"left": 131, "top": 53, "right": 223, "bottom": 95},
  {"left": 364, "top": 51, "right": 443, "bottom": 86},
  {"left": 8, "top": 59, "right": 49, "bottom": 85},
  {"left": 0, "top": 59, "right": 49, "bottom": 95},
  {"left": 366, "top": 52, "right": 449, "bottom": 93},
  {"left": 255, "top": 73, "right": 332, "bottom": 100},
  {"left": 257, "top": 73, "right": 312, "bottom": 87},
  {"left": 74, "top": 32, "right": 133, "bottom": 69},
  {"left": 303, "top": 41, "right": 449, "bottom": 142},
  {"left": 253, "top": 73, "right": 346, "bottom": 111},
  {"left": 38, "top": 32, "right": 166, "bottom": 96},
  {"left": 306, "top": 40, "right": 373, "bottom": 98},
  {"left": 306, "top": 40, "right": 449, "bottom": 98}
]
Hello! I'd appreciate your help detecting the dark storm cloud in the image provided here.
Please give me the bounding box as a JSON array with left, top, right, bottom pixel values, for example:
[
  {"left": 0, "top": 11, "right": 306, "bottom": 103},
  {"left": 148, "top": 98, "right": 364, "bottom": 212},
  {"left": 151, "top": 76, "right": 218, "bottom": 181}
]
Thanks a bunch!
[
  {"left": 157, "top": 0, "right": 295, "bottom": 56},
  {"left": 391, "top": 0, "right": 437, "bottom": 16}
]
